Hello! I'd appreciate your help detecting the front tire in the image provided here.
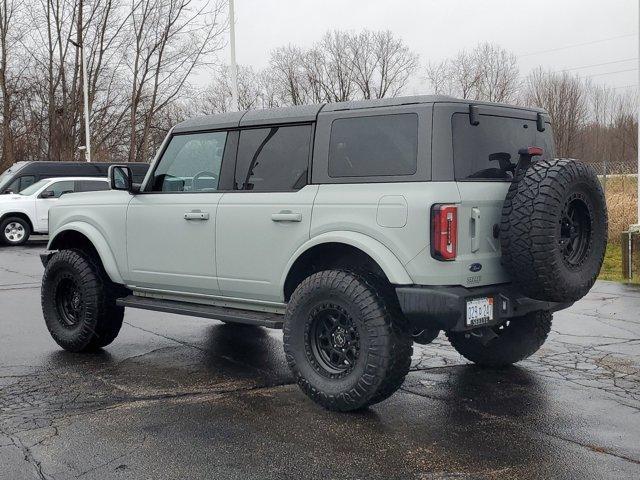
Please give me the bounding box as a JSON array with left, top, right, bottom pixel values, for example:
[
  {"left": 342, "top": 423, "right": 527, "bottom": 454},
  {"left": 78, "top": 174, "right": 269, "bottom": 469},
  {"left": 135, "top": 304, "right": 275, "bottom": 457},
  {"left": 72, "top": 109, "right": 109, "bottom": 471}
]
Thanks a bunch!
[
  {"left": 41, "top": 249, "right": 125, "bottom": 352},
  {"left": 1, "top": 216, "right": 31, "bottom": 246},
  {"left": 446, "top": 311, "right": 552, "bottom": 367},
  {"left": 283, "top": 270, "right": 412, "bottom": 411}
]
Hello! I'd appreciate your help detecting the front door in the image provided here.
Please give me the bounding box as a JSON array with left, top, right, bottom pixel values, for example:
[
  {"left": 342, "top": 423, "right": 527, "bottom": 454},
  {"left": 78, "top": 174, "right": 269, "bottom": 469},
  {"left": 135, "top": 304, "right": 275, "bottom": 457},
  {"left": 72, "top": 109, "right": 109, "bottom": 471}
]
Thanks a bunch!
[
  {"left": 216, "top": 124, "right": 316, "bottom": 303},
  {"left": 126, "top": 130, "right": 229, "bottom": 295}
]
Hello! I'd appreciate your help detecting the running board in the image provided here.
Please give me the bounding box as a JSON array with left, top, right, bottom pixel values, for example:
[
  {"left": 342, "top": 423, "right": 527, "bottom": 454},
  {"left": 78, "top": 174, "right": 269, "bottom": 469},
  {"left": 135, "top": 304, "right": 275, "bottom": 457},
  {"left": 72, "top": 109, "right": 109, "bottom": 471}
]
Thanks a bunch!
[{"left": 116, "top": 295, "right": 284, "bottom": 329}]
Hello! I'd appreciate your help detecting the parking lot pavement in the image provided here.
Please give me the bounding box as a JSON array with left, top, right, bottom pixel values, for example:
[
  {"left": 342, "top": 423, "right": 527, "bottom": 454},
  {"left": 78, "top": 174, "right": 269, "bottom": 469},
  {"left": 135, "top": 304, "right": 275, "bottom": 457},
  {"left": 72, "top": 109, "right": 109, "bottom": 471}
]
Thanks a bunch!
[{"left": 0, "top": 243, "right": 639, "bottom": 480}]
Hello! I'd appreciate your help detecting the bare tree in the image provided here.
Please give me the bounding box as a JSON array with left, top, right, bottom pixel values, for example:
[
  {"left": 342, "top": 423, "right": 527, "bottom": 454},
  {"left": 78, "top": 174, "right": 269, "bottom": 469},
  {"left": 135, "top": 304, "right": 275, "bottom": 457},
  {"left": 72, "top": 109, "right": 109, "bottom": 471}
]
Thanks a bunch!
[
  {"left": 523, "top": 68, "right": 588, "bottom": 157},
  {"left": 127, "top": 0, "right": 227, "bottom": 162},
  {"left": 425, "top": 42, "right": 519, "bottom": 103}
]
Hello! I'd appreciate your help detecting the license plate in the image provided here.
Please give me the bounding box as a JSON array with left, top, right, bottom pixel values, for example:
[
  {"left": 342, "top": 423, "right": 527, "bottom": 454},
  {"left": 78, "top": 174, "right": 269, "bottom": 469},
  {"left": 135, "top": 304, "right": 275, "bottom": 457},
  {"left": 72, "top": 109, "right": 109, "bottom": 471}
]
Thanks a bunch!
[{"left": 466, "top": 297, "right": 494, "bottom": 326}]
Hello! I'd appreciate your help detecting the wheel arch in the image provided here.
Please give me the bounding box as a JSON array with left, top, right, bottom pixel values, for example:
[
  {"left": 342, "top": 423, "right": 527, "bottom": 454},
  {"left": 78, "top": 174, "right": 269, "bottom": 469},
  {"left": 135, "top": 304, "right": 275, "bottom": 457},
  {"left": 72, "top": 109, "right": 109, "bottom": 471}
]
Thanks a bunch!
[
  {"left": 48, "top": 223, "right": 124, "bottom": 284},
  {"left": 0, "top": 211, "right": 34, "bottom": 232},
  {"left": 281, "top": 232, "right": 413, "bottom": 301}
]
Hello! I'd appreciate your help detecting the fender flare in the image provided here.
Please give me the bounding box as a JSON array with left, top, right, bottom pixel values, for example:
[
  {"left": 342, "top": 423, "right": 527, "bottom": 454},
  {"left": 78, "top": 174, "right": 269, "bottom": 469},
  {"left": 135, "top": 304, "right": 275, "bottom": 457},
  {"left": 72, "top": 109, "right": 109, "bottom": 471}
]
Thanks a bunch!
[
  {"left": 281, "top": 231, "right": 413, "bottom": 292},
  {"left": 48, "top": 222, "right": 124, "bottom": 284}
]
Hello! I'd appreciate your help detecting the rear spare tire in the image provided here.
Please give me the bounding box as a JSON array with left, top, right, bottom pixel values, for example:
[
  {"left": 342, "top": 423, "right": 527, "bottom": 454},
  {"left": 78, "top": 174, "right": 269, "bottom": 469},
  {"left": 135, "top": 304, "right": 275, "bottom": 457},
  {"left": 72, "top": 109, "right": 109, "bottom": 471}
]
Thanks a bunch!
[{"left": 500, "top": 158, "right": 607, "bottom": 302}]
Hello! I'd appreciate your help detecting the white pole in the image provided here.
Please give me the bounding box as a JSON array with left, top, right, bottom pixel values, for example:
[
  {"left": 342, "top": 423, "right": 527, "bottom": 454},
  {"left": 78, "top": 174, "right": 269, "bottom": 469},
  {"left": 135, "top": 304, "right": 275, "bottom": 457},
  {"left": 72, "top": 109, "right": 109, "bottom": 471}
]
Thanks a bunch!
[
  {"left": 229, "top": 0, "right": 239, "bottom": 112},
  {"left": 80, "top": 42, "right": 91, "bottom": 162},
  {"left": 637, "top": 0, "right": 639, "bottom": 223}
]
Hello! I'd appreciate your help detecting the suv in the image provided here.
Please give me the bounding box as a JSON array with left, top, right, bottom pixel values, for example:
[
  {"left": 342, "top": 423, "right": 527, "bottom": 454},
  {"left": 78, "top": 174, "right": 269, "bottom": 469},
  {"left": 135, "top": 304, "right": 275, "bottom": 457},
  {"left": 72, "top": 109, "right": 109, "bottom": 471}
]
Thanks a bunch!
[
  {"left": 40, "top": 96, "right": 607, "bottom": 411},
  {"left": 0, "top": 177, "right": 109, "bottom": 246}
]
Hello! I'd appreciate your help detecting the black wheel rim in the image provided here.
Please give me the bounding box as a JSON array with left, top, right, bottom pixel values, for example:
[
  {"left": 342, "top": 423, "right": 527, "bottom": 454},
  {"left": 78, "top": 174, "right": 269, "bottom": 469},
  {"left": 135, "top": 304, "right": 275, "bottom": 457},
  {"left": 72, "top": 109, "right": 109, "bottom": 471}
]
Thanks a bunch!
[
  {"left": 306, "top": 303, "right": 360, "bottom": 378},
  {"left": 558, "top": 193, "right": 592, "bottom": 269},
  {"left": 55, "top": 275, "right": 83, "bottom": 327}
]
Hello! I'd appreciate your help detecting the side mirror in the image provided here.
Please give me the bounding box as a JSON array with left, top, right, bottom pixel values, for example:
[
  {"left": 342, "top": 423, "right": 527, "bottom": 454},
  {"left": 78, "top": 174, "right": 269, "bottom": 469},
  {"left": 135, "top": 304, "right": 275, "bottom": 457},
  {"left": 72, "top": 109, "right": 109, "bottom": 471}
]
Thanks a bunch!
[
  {"left": 108, "top": 165, "right": 134, "bottom": 193},
  {"left": 40, "top": 190, "right": 55, "bottom": 199}
]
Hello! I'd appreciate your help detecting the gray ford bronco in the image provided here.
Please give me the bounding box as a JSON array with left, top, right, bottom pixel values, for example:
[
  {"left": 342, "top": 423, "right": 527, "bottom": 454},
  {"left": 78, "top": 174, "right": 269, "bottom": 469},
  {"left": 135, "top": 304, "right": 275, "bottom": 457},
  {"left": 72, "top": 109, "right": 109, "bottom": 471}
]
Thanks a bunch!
[{"left": 40, "top": 96, "right": 607, "bottom": 411}]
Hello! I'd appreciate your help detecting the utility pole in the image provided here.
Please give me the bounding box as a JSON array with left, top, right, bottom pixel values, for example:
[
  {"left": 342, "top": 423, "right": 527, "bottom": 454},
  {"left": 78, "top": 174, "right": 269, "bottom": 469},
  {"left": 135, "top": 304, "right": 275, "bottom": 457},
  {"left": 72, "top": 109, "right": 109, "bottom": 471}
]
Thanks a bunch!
[
  {"left": 70, "top": 2, "right": 91, "bottom": 163},
  {"left": 637, "top": 0, "right": 639, "bottom": 223},
  {"left": 229, "top": 0, "right": 239, "bottom": 112}
]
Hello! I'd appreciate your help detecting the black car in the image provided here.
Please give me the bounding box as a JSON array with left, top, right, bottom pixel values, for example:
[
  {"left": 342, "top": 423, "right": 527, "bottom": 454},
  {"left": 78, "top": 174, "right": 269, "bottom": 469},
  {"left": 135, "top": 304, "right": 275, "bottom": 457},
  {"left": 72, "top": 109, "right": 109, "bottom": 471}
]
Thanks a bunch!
[{"left": 0, "top": 161, "right": 150, "bottom": 194}]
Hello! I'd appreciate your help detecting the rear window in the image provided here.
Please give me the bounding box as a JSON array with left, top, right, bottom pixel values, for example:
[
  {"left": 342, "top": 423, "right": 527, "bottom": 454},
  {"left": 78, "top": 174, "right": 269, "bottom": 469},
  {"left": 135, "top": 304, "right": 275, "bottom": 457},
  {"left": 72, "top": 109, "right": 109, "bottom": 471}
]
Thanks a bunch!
[
  {"left": 452, "top": 113, "right": 555, "bottom": 181},
  {"left": 75, "top": 180, "right": 109, "bottom": 192},
  {"left": 328, "top": 114, "right": 418, "bottom": 178}
]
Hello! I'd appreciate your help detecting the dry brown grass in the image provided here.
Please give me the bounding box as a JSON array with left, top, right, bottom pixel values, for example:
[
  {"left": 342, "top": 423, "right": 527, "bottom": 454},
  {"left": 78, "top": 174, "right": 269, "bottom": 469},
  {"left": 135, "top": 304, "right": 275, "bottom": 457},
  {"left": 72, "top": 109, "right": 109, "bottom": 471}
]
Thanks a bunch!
[{"left": 602, "top": 176, "right": 637, "bottom": 242}]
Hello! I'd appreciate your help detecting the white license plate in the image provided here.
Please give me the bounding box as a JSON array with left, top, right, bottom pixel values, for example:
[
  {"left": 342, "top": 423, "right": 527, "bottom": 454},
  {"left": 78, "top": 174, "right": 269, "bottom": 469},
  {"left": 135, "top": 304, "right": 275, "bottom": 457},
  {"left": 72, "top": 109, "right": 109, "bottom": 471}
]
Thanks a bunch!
[{"left": 466, "top": 297, "right": 494, "bottom": 326}]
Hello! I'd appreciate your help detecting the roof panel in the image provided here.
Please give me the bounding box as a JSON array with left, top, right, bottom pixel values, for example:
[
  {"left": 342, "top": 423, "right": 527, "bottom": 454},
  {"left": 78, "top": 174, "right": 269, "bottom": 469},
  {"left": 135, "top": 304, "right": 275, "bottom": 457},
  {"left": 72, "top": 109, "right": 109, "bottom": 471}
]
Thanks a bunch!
[
  {"left": 173, "top": 111, "right": 244, "bottom": 133},
  {"left": 240, "top": 104, "right": 324, "bottom": 126}
]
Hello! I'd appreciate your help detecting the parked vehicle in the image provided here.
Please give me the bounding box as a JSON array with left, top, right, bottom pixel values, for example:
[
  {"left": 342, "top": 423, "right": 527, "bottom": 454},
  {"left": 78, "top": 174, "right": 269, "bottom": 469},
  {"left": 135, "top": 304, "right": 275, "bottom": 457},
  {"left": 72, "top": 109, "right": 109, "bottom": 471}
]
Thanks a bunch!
[
  {"left": 0, "top": 177, "right": 109, "bottom": 245},
  {"left": 0, "top": 161, "right": 149, "bottom": 194},
  {"left": 40, "top": 96, "right": 607, "bottom": 411}
]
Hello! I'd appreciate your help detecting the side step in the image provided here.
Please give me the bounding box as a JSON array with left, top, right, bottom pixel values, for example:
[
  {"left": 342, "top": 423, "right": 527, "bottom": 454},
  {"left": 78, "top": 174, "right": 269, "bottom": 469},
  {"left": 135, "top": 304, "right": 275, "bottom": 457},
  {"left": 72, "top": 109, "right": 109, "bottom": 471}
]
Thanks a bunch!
[{"left": 116, "top": 295, "right": 284, "bottom": 329}]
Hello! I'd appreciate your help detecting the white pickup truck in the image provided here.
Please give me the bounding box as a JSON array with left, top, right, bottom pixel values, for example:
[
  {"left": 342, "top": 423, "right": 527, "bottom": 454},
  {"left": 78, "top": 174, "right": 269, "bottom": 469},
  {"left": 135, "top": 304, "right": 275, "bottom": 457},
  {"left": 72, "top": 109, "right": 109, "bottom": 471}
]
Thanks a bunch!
[{"left": 0, "top": 177, "right": 108, "bottom": 245}]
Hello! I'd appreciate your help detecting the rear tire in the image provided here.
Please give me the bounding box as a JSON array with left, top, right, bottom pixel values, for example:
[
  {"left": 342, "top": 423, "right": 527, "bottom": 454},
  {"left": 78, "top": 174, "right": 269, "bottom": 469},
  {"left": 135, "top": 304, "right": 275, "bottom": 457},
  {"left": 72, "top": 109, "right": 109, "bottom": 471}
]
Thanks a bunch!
[
  {"left": 1, "top": 216, "right": 31, "bottom": 246},
  {"left": 446, "top": 311, "right": 552, "bottom": 367},
  {"left": 283, "top": 270, "right": 412, "bottom": 411},
  {"left": 41, "top": 249, "right": 125, "bottom": 352}
]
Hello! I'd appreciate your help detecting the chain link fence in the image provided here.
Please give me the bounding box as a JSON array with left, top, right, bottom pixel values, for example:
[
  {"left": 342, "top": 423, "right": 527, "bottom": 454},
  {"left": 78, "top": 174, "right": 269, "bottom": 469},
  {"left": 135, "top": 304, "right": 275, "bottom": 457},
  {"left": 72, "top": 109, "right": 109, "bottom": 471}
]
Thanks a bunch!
[{"left": 587, "top": 159, "right": 638, "bottom": 242}]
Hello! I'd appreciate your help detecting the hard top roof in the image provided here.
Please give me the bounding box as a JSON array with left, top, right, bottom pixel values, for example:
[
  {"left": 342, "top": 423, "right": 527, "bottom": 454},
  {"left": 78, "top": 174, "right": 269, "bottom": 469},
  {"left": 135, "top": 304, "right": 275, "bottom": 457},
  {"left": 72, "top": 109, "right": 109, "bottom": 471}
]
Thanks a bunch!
[{"left": 173, "top": 95, "right": 546, "bottom": 133}]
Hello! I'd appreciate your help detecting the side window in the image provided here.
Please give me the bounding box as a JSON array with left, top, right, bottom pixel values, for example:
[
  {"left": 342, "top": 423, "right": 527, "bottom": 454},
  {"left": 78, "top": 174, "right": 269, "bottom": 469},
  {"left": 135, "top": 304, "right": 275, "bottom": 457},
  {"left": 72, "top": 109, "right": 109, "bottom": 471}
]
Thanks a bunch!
[
  {"left": 75, "top": 180, "right": 109, "bottom": 192},
  {"left": 46, "top": 181, "right": 75, "bottom": 198},
  {"left": 328, "top": 114, "right": 418, "bottom": 178},
  {"left": 19, "top": 176, "right": 36, "bottom": 191},
  {"left": 235, "top": 124, "right": 311, "bottom": 191},
  {"left": 149, "top": 131, "right": 227, "bottom": 192}
]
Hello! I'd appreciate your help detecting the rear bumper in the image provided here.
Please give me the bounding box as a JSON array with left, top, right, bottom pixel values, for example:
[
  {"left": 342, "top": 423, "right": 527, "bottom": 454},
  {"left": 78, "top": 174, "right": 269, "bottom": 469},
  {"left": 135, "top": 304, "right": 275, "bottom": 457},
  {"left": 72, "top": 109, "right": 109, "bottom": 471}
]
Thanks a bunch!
[{"left": 395, "top": 284, "right": 572, "bottom": 332}]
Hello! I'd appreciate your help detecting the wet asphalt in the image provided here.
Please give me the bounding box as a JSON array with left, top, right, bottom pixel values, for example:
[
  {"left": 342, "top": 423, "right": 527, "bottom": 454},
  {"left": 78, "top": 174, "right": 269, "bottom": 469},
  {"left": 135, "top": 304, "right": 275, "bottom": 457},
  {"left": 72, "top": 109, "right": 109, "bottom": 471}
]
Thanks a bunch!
[{"left": 0, "top": 241, "right": 639, "bottom": 480}]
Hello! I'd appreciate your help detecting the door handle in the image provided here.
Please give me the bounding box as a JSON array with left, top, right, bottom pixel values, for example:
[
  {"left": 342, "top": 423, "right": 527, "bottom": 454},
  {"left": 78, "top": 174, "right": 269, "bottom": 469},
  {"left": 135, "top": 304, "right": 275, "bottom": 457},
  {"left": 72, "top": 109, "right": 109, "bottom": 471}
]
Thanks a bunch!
[
  {"left": 271, "top": 210, "right": 302, "bottom": 223},
  {"left": 471, "top": 207, "right": 480, "bottom": 253},
  {"left": 184, "top": 210, "right": 209, "bottom": 221}
]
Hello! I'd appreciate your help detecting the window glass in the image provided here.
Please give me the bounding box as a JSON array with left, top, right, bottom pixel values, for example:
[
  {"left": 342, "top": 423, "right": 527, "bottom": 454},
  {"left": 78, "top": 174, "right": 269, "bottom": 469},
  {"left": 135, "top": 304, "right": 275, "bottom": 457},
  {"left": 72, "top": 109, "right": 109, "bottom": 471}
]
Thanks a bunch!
[
  {"left": 4, "top": 178, "right": 20, "bottom": 193},
  {"left": 328, "top": 114, "right": 418, "bottom": 178},
  {"left": 19, "top": 176, "right": 36, "bottom": 191},
  {"left": 452, "top": 113, "right": 555, "bottom": 181},
  {"left": 150, "top": 131, "right": 227, "bottom": 192},
  {"left": 19, "top": 179, "right": 49, "bottom": 196},
  {"left": 75, "top": 180, "right": 109, "bottom": 192},
  {"left": 235, "top": 125, "right": 311, "bottom": 191},
  {"left": 45, "top": 181, "right": 75, "bottom": 198}
]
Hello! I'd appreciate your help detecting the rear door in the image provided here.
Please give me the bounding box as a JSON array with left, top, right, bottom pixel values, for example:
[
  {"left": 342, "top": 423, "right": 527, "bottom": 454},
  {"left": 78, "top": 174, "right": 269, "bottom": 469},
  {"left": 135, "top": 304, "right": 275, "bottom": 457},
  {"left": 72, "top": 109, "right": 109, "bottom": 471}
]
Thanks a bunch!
[
  {"left": 437, "top": 103, "right": 554, "bottom": 287},
  {"left": 216, "top": 123, "right": 316, "bottom": 303}
]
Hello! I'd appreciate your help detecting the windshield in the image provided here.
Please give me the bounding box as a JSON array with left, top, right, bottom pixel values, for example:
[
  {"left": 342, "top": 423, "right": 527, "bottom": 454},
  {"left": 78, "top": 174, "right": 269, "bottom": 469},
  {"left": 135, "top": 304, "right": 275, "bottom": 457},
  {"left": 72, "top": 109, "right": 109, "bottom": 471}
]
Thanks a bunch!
[
  {"left": 0, "top": 164, "right": 21, "bottom": 191},
  {"left": 452, "top": 113, "right": 555, "bottom": 181},
  {"left": 19, "top": 179, "right": 49, "bottom": 196}
]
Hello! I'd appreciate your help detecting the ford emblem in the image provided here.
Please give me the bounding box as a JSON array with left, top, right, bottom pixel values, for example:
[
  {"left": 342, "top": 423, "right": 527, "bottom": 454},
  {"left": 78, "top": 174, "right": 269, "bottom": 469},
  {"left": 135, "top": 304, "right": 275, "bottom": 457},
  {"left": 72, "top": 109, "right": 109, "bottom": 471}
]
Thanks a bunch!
[{"left": 469, "top": 263, "right": 482, "bottom": 272}]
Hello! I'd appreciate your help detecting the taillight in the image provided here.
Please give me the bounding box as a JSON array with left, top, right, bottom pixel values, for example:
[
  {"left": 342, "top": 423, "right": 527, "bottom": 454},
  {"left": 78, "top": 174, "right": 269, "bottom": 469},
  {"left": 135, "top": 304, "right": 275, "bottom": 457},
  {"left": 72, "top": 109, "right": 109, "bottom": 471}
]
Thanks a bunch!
[{"left": 431, "top": 204, "right": 457, "bottom": 261}]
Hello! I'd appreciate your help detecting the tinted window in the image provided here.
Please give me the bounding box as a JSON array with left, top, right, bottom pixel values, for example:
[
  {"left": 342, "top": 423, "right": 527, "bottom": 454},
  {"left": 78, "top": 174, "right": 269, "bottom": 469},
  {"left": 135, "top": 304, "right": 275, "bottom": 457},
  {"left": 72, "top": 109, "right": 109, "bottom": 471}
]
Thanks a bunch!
[
  {"left": 328, "top": 114, "right": 418, "bottom": 178},
  {"left": 75, "top": 180, "right": 109, "bottom": 192},
  {"left": 452, "top": 113, "right": 555, "bottom": 181},
  {"left": 46, "top": 181, "right": 75, "bottom": 198},
  {"left": 235, "top": 125, "right": 311, "bottom": 191},
  {"left": 150, "top": 131, "right": 227, "bottom": 192}
]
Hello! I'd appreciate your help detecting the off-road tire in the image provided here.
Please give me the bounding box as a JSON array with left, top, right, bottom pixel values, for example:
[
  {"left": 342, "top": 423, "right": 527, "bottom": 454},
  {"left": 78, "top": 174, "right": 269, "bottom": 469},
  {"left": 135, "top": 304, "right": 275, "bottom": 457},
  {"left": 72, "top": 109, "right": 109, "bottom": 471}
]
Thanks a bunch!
[
  {"left": 500, "top": 158, "right": 607, "bottom": 302},
  {"left": 0, "top": 216, "right": 31, "bottom": 246},
  {"left": 446, "top": 311, "right": 552, "bottom": 367},
  {"left": 283, "top": 270, "right": 413, "bottom": 411},
  {"left": 42, "top": 249, "right": 125, "bottom": 352}
]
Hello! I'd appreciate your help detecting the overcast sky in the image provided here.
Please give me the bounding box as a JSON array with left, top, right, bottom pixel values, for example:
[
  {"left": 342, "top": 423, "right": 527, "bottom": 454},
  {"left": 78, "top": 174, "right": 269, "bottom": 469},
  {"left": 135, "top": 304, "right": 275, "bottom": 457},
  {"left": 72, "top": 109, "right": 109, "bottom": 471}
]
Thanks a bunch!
[{"left": 224, "top": 0, "right": 638, "bottom": 93}]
